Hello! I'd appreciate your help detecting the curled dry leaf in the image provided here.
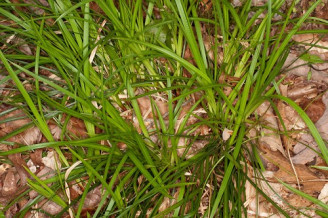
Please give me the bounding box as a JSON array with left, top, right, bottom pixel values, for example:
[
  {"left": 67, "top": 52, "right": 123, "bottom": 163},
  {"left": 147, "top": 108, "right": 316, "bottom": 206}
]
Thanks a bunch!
[
  {"left": 222, "top": 128, "right": 233, "bottom": 141},
  {"left": 42, "top": 151, "right": 61, "bottom": 171}
]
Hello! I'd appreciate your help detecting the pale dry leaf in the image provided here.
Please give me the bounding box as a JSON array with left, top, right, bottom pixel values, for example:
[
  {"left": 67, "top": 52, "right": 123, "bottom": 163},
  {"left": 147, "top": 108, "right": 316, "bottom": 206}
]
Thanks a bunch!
[
  {"left": 0, "top": 164, "right": 10, "bottom": 177},
  {"left": 318, "top": 183, "right": 328, "bottom": 204},
  {"left": 136, "top": 96, "right": 168, "bottom": 119},
  {"left": 222, "top": 128, "right": 233, "bottom": 141},
  {"left": 159, "top": 189, "right": 179, "bottom": 213},
  {"left": 288, "top": 84, "right": 318, "bottom": 100},
  {"left": 42, "top": 151, "right": 61, "bottom": 171},
  {"left": 27, "top": 159, "right": 37, "bottom": 174},
  {"left": 284, "top": 52, "right": 328, "bottom": 82}
]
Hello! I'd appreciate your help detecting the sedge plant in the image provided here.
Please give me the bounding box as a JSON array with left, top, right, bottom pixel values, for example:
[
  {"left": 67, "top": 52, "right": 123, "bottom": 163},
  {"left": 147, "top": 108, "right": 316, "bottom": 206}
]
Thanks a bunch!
[{"left": 0, "top": 0, "right": 328, "bottom": 217}]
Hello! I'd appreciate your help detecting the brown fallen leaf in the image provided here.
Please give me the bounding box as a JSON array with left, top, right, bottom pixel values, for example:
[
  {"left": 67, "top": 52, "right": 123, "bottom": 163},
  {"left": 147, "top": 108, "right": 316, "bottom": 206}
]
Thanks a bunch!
[
  {"left": 261, "top": 147, "right": 325, "bottom": 194},
  {"left": 1, "top": 171, "right": 17, "bottom": 196},
  {"left": 136, "top": 96, "right": 168, "bottom": 119},
  {"left": 8, "top": 153, "right": 30, "bottom": 186},
  {"left": 48, "top": 115, "right": 88, "bottom": 140},
  {"left": 82, "top": 185, "right": 103, "bottom": 212},
  {"left": 300, "top": 97, "right": 326, "bottom": 123},
  {"left": 30, "top": 149, "right": 44, "bottom": 168},
  {"left": 39, "top": 199, "right": 63, "bottom": 216}
]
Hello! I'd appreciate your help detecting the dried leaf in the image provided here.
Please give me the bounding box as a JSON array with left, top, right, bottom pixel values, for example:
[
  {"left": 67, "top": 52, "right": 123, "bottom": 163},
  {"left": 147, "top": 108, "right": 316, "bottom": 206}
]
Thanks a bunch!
[
  {"left": 39, "top": 199, "right": 63, "bottom": 215},
  {"left": 1, "top": 171, "right": 17, "bottom": 196},
  {"left": 42, "top": 151, "right": 61, "bottom": 171},
  {"left": 136, "top": 96, "right": 168, "bottom": 119},
  {"left": 8, "top": 153, "right": 29, "bottom": 185},
  {"left": 318, "top": 183, "right": 328, "bottom": 204},
  {"left": 256, "top": 101, "right": 285, "bottom": 155},
  {"left": 292, "top": 34, "right": 328, "bottom": 54},
  {"left": 83, "top": 185, "right": 102, "bottom": 209},
  {"left": 261, "top": 148, "right": 325, "bottom": 194},
  {"left": 222, "top": 128, "right": 233, "bottom": 141}
]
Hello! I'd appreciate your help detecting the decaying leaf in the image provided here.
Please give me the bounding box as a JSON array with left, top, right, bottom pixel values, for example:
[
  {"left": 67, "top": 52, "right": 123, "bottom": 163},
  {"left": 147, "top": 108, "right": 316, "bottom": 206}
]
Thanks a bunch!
[{"left": 300, "top": 98, "right": 326, "bottom": 123}]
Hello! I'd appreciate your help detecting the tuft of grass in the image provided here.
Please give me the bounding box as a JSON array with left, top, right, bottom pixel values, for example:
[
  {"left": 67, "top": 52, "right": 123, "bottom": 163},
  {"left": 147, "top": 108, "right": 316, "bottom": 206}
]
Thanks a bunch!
[{"left": 0, "top": 0, "right": 327, "bottom": 217}]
